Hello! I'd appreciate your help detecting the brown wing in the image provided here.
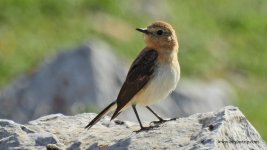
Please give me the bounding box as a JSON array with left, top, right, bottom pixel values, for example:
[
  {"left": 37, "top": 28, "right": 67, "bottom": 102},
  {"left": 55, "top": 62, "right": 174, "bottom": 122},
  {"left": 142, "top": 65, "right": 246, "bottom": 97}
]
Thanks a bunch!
[{"left": 111, "top": 49, "right": 158, "bottom": 120}]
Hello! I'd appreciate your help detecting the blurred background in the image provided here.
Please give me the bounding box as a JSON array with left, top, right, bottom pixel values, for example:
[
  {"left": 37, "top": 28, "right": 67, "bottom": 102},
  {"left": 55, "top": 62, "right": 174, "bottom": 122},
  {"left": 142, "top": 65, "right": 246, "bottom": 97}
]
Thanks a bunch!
[{"left": 0, "top": 0, "right": 266, "bottom": 140}]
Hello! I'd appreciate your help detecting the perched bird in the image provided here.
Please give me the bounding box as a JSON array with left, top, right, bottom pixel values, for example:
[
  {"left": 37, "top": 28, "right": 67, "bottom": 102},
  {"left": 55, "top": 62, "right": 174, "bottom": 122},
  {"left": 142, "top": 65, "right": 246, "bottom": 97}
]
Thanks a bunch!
[{"left": 85, "top": 21, "right": 180, "bottom": 131}]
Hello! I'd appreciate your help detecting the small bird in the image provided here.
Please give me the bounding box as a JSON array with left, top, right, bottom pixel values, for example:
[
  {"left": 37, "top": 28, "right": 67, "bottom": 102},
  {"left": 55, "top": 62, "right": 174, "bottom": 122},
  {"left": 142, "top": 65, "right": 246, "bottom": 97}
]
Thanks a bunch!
[{"left": 85, "top": 21, "right": 180, "bottom": 131}]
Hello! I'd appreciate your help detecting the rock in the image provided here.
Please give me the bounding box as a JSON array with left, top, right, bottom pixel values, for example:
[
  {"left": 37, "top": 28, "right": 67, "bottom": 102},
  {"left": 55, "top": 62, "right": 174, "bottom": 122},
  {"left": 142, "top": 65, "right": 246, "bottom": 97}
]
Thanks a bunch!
[
  {"left": 0, "top": 40, "right": 234, "bottom": 123},
  {"left": 0, "top": 106, "right": 266, "bottom": 150},
  {"left": 0, "top": 40, "right": 127, "bottom": 123},
  {"left": 0, "top": 119, "right": 62, "bottom": 150}
]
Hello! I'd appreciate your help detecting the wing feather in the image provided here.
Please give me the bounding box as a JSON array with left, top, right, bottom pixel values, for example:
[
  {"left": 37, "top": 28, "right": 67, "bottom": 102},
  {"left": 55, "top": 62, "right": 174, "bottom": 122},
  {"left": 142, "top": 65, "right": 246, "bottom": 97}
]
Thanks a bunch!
[{"left": 111, "top": 49, "right": 158, "bottom": 119}]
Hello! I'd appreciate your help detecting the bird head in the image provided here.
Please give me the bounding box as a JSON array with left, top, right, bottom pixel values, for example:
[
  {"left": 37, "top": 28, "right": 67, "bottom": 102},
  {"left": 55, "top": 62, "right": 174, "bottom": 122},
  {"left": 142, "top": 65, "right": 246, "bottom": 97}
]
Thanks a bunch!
[{"left": 136, "top": 21, "right": 178, "bottom": 52}]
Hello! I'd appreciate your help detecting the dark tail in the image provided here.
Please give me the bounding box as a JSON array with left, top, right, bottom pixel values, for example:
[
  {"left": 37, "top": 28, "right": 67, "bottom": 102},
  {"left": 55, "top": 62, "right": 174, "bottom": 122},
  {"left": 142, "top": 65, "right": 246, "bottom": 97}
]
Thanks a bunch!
[{"left": 85, "top": 101, "right": 116, "bottom": 129}]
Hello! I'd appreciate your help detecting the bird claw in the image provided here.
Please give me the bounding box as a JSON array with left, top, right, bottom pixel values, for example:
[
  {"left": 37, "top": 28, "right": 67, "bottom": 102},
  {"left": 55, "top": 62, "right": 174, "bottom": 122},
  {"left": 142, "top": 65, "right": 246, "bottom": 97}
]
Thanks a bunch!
[
  {"left": 133, "top": 125, "right": 159, "bottom": 133},
  {"left": 150, "top": 118, "right": 176, "bottom": 125}
]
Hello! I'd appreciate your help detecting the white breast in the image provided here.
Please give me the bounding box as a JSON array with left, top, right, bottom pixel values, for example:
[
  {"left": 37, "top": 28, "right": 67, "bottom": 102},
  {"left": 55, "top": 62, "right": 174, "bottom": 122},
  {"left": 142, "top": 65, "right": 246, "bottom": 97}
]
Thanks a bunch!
[{"left": 132, "top": 62, "right": 180, "bottom": 106}]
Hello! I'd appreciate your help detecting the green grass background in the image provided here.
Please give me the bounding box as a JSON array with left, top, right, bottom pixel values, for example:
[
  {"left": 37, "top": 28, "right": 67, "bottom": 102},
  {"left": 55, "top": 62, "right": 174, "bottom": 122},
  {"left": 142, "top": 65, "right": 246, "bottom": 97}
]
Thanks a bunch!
[{"left": 0, "top": 0, "right": 266, "bottom": 140}]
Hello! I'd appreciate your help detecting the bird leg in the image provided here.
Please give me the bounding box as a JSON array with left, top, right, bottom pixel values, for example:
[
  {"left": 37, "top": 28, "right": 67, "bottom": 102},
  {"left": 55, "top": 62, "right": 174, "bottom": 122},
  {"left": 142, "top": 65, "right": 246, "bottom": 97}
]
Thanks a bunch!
[
  {"left": 146, "top": 106, "right": 176, "bottom": 124},
  {"left": 132, "top": 105, "right": 156, "bottom": 132}
]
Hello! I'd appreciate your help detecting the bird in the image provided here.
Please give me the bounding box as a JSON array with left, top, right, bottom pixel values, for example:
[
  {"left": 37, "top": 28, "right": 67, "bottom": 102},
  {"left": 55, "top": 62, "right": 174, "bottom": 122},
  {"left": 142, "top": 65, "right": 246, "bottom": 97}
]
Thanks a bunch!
[{"left": 85, "top": 21, "right": 180, "bottom": 131}]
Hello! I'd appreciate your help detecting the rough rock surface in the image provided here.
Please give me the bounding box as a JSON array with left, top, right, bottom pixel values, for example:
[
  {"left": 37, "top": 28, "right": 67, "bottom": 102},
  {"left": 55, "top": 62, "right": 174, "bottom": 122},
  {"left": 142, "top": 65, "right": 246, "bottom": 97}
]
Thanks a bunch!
[
  {"left": 0, "top": 106, "right": 265, "bottom": 150},
  {"left": 0, "top": 40, "right": 234, "bottom": 123}
]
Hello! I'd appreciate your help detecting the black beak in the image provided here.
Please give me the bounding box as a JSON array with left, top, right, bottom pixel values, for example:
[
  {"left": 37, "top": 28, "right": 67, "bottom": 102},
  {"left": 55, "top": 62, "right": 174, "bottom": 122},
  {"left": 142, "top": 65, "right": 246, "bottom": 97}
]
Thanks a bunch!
[{"left": 136, "top": 28, "right": 149, "bottom": 34}]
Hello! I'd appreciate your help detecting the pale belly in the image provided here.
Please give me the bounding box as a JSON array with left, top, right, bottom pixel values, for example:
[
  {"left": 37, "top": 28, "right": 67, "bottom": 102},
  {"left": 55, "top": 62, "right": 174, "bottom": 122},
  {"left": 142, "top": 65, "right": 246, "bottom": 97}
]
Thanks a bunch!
[{"left": 132, "top": 62, "right": 180, "bottom": 106}]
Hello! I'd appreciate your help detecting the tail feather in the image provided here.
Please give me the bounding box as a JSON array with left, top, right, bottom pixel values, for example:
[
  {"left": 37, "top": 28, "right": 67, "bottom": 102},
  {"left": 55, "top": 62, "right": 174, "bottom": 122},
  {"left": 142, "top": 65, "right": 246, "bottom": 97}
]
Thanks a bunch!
[
  {"left": 85, "top": 101, "right": 116, "bottom": 129},
  {"left": 111, "top": 109, "right": 121, "bottom": 120}
]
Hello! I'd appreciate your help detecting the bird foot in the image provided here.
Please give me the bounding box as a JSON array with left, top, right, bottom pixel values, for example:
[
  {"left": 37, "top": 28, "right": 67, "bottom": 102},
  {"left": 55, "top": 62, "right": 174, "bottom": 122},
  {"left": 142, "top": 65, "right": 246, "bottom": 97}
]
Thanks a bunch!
[
  {"left": 133, "top": 125, "right": 159, "bottom": 133},
  {"left": 150, "top": 118, "right": 176, "bottom": 125}
]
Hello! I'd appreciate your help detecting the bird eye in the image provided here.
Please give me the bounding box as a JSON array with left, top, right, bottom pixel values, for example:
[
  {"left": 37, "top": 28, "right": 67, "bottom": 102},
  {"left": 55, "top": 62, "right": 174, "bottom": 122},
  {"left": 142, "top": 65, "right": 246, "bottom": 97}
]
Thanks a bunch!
[{"left": 156, "top": 30, "right": 163, "bottom": 35}]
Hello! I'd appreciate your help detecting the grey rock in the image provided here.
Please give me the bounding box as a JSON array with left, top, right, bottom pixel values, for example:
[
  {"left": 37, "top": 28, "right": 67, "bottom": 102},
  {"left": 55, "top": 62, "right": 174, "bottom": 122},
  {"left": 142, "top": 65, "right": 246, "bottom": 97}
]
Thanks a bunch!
[
  {"left": 0, "top": 119, "right": 62, "bottom": 150},
  {"left": 0, "top": 40, "right": 234, "bottom": 123},
  {"left": 0, "top": 41, "right": 126, "bottom": 123},
  {"left": 0, "top": 106, "right": 266, "bottom": 150}
]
